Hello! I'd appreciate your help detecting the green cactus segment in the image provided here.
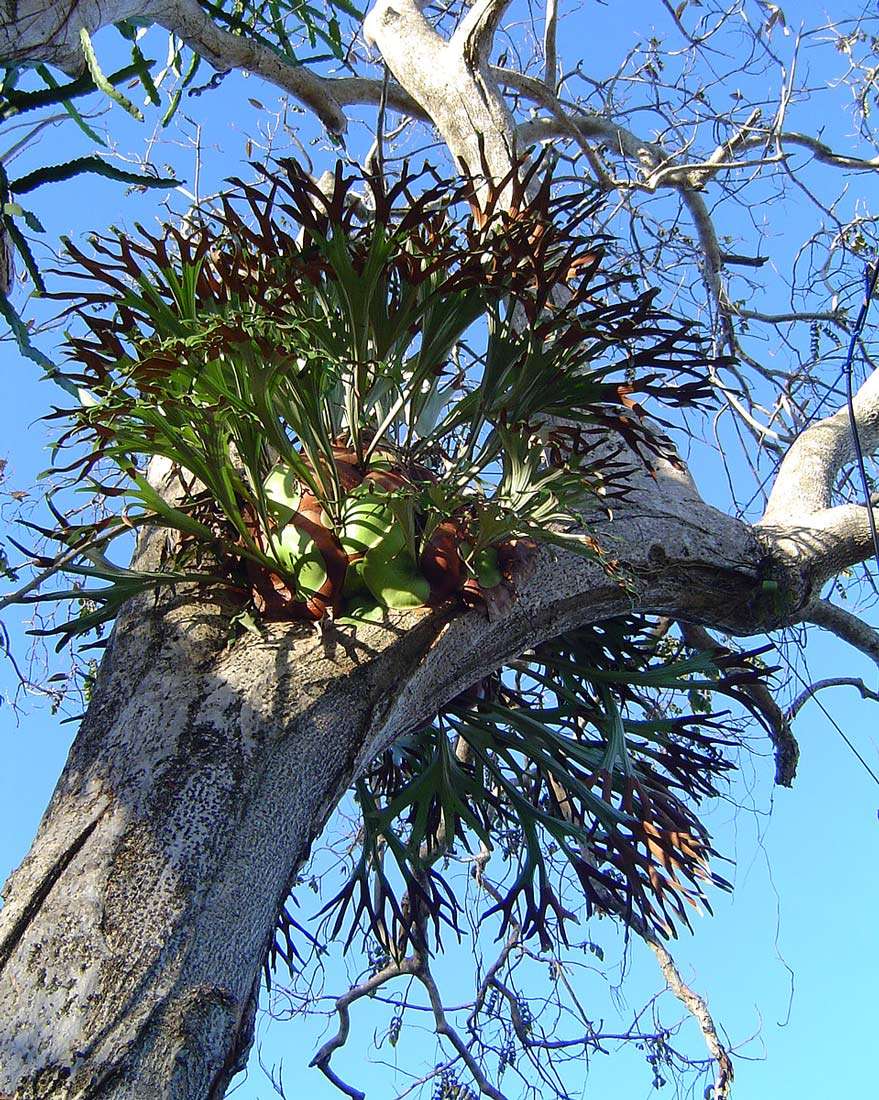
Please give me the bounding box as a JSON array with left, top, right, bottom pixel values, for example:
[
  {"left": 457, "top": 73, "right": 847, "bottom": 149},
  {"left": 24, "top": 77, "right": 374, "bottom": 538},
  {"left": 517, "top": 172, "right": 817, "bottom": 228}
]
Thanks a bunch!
[
  {"left": 361, "top": 547, "right": 431, "bottom": 609},
  {"left": 264, "top": 465, "right": 302, "bottom": 525},
  {"left": 274, "top": 523, "right": 327, "bottom": 596},
  {"left": 474, "top": 547, "right": 502, "bottom": 588},
  {"left": 339, "top": 484, "right": 405, "bottom": 558}
]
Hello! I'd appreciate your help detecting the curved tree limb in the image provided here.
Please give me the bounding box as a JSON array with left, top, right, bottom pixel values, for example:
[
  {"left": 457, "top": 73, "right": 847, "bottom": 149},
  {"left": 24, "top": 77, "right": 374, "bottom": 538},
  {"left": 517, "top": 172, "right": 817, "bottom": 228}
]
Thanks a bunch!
[
  {"left": 648, "top": 937, "right": 734, "bottom": 1100},
  {"left": 0, "top": 0, "right": 428, "bottom": 134},
  {"left": 148, "top": 0, "right": 349, "bottom": 133},
  {"left": 310, "top": 956, "right": 419, "bottom": 1099},
  {"left": 762, "top": 368, "right": 879, "bottom": 522},
  {"left": 800, "top": 599, "right": 879, "bottom": 670},
  {"left": 787, "top": 676, "right": 879, "bottom": 720}
]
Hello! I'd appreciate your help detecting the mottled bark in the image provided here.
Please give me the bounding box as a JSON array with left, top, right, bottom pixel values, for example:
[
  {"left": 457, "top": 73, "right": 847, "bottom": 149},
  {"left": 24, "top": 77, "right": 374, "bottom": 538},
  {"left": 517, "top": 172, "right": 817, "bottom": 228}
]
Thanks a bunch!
[{"left": 0, "top": 586, "right": 450, "bottom": 1098}]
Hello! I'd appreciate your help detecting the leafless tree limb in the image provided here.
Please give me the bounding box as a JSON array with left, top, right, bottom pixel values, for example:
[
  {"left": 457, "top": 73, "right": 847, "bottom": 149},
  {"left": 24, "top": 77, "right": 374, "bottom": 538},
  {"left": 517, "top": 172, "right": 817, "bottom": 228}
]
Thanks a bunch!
[
  {"left": 310, "top": 956, "right": 420, "bottom": 1096},
  {"left": 787, "top": 676, "right": 879, "bottom": 720},
  {"left": 800, "top": 599, "right": 879, "bottom": 670},
  {"left": 648, "top": 938, "right": 734, "bottom": 1100}
]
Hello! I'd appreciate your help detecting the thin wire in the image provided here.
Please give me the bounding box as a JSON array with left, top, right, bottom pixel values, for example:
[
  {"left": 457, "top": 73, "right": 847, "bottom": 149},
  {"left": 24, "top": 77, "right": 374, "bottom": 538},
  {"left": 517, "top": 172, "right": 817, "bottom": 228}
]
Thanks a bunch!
[{"left": 844, "top": 259, "right": 879, "bottom": 572}]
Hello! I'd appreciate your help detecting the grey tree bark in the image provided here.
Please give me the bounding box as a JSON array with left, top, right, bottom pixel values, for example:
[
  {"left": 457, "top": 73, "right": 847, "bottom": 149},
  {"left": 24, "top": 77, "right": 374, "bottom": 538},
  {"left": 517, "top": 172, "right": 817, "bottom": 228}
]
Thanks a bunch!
[{"left": 2, "top": 1, "right": 879, "bottom": 1097}]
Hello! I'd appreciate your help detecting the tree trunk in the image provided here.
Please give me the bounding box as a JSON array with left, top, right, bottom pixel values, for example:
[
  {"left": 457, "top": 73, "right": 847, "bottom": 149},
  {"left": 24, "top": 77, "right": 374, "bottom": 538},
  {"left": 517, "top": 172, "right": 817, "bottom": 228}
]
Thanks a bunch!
[{"left": 0, "top": 583, "right": 453, "bottom": 1098}]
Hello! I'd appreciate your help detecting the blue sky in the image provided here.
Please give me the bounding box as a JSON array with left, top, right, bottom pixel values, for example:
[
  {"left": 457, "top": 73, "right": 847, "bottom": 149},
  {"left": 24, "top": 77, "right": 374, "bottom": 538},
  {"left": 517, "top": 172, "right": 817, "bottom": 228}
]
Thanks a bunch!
[{"left": 2, "top": 4, "right": 879, "bottom": 1098}]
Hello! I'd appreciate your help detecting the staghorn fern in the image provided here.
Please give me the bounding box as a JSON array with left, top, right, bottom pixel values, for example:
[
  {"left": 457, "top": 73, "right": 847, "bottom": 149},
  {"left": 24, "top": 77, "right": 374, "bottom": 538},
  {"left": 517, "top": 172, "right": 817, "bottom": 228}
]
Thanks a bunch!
[
  {"left": 6, "top": 155, "right": 767, "bottom": 963},
  {"left": 26, "top": 156, "right": 714, "bottom": 641},
  {"left": 310, "top": 618, "right": 773, "bottom": 957}
]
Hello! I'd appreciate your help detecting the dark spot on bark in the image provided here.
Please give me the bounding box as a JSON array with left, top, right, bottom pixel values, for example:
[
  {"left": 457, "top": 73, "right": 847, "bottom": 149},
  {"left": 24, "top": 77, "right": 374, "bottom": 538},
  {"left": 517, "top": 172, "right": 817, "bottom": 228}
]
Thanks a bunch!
[
  {"left": 647, "top": 544, "right": 667, "bottom": 566},
  {"left": 16, "top": 1063, "right": 71, "bottom": 1099}
]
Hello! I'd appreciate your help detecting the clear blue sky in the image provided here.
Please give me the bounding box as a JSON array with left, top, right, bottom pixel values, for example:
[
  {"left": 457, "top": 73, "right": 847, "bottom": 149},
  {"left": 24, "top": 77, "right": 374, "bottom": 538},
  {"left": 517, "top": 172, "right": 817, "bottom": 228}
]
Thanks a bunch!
[{"left": 2, "top": 5, "right": 878, "bottom": 1098}]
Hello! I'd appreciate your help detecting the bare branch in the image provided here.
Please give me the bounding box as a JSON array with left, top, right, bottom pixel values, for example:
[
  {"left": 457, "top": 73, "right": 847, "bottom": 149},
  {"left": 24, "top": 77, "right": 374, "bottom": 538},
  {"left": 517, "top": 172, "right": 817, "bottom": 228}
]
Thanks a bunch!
[
  {"left": 788, "top": 676, "right": 879, "bottom": 720},
  {"left": 731, "top": 307, "right": 846, "bottom": 328},
  {"left": 578, "top": 873, "right": 734, "bottom": 1097},
  {"left": 0, "top": 0, "right": 433, "bottom": 134},
  {"left": 416, "top": 957, "right": 508, "bottom": 1100},
  {"left": 658, "top": 0, "right": 704, "bottom": 46},
  {"left": 156, "top": 0, "right": 348, "bottom": 133},
  {"left": 310, "top": 956, "right": 420, "bottom": 1095},
  {"left": 649, "top": 939, "right": 734, "bottom": 1100},
  {"left": 801, "top": 599, "right": 879, "bottom": 670},
  {"left": 454, "top": 0, "right": 513, "bottom": 67},
  {"left": 745, "top": 130, "right": 879, "bottom": 172},
  {"left": 364, "top": 0, "right": 517, "bottom": 180},
  {"left": 543, "top": 0, "right": 559, "bottom": 91},
  {"left": 762, "top": 368, "right": 879, "bottom": 522}
]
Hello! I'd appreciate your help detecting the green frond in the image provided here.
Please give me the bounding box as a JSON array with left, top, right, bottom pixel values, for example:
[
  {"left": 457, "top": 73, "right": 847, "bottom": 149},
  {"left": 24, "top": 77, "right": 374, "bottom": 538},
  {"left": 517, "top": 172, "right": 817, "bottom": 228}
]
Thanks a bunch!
[{"left": 321, "top": 618, "right": 767, "bottom": 956}]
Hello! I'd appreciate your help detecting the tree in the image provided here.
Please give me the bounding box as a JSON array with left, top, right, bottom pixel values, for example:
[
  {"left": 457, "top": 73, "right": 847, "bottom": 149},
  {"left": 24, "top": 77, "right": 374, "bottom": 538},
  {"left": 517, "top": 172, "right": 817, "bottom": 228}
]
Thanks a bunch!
[{"left": 1, "top": 2, "right": 878, "bottom": 1098}]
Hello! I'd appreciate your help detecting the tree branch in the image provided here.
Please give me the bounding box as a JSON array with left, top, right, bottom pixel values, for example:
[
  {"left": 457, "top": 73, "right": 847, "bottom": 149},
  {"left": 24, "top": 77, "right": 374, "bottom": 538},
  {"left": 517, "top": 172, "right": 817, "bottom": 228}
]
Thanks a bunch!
[
  {"left": 364, "top": 0, "right": 517, "bottom": 177},
  {"left": 543, "top": 809, "right": 735, "bottom": 1098},
  {"left": 648, "top": 938, "right": 734, "bottom": 1100},
  {"left": 453, "top": 0, "right": 513, "bottom": 67},
  {"left": 542, "top": 0, "right": 559, "bottom": 90},
  {"left": 762, "top": 368, "right": 879, "bottom": 522},
  {"left": 310, "top": 956, "right": 419, "bottom": 1096},
  {"left": 787, "top": 676, "right": 879, "bottom": 720},
  {"left": 416, "top": 957, "right": 508, "bottom": 1100},
  {"left": 0, "top": 0, "right": 431, "bottom": 134},
  {"left": 153, "top": 0, "right": 348, "bottom": 133},
  {"left": 800, "top": 599, "right": 879, "bottom": 670}
]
